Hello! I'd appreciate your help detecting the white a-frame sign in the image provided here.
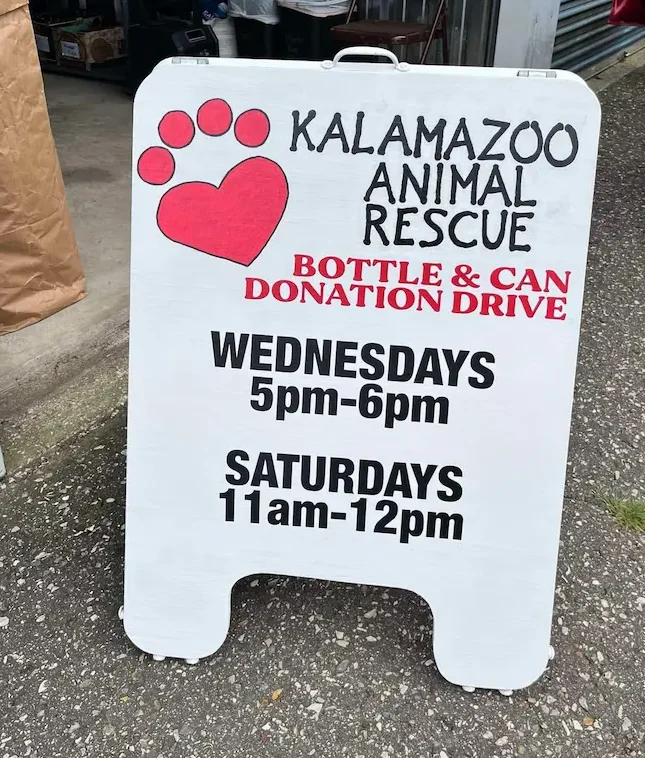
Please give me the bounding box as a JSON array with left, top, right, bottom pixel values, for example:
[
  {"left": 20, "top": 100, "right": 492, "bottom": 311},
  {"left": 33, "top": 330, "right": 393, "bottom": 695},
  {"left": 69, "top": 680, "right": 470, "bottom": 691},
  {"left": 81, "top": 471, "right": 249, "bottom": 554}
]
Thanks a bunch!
[{"left": 125, "top": 50, "right": 600, "bottom": 691}]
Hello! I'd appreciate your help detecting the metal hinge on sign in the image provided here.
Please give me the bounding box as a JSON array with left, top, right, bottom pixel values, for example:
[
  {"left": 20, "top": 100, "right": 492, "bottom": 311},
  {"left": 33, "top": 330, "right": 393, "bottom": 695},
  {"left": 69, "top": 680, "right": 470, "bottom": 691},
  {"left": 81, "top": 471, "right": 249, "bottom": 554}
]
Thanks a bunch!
[
  {"left": 517, "top": 69, "right": 557, "bottom": 78},
  {"left": 171, "top": 57, "right": 210, "bottom": 65}
]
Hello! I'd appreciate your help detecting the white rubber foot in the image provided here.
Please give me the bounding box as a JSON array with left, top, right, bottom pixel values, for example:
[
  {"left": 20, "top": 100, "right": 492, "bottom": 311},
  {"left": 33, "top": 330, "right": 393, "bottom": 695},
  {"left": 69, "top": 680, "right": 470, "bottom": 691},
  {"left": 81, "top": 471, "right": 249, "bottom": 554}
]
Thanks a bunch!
[
  {"left": 185, "top": 658, "right": 200, "bottom": 665},
  {"left": 499, "top": 689, "right": 513, "bottom": 697},
  {"left": 118, "top": 606, "right": 124, "bottom": 620},
  {"left": 462, "top": 686, "right": 476, "bottom": 693},
  {"left": 549, "top": 645, "right": 555, "bottom": 661},
  {"left": 152, "top": 654, "right": 166, "bottom": 662}
]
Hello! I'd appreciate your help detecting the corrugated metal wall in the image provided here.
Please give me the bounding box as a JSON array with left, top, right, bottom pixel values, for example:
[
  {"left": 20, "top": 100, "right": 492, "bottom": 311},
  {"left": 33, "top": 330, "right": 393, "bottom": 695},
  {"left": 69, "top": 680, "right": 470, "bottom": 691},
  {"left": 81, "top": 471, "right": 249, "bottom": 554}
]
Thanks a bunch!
[{"left": 553, "top": 0, "right": 645, "bottom": 71}]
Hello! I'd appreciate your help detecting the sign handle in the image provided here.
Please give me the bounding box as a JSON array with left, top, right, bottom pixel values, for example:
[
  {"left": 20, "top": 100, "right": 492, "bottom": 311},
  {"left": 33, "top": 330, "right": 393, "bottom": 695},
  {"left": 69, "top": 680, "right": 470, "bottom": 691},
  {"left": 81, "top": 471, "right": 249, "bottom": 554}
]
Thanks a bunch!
[{"left": 322, "top": 47, "right": 410, "bottom": 71}]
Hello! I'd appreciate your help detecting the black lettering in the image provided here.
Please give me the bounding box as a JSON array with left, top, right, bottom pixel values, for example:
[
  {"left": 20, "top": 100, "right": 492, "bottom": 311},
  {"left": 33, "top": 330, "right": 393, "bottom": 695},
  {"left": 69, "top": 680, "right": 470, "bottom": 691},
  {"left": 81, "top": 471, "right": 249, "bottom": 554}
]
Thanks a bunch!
[
  {"left": 329, "top": 457, "right": 355, "bottom": 493},
  {"left": 304, "top": 339, "right": 332, "bottom": 376},
  {"left": 442, "top": 349, "right": 469, "bottom": 387},
  {"left": 399, "top": 163, "right": 430, "bottom": 203},
  {"left": 359, "top": 343, "right": 385, "bottom": 380},
  {"left": 293, "top": 500, "right": 329, "bottom": 528},
  {"left": 513, "top": 166, "right": 536, "bottom": 207},
  {"left": 411, "top": 463, "right": 438, "bottom": 499},
  {"left": 352, "top": 111, "right": 375, "bottom": 155},
  {"left": 544, "top": 123, "right": 579, "bottom": 168},
  {"left": 249, "top": 334, "right": 273, "bottom": 371},
  {"left": 414, "top": 347, "right": 443, "bottom": 385},
  {"left": 510, "top": 212, "right": 534, "bottom": 252},
  {"left": 251, "top": 453, "right": 279, "bottom": 488},
  {"left": 290, "top": 109, "right": 316, "bottom": 151},
  {"left": 317, "top": 112, "right": 350, "bottom": 153},
  {"left": 226, "top": 450, "right": 249, "bottom": 485},
  {"left": 276, "top": 453, "right": 300, "bottom": 488},
  {"left": 275, "top": 337, "right": 301, "bottom": 372},
  {"left": 358, "top": 460, "right": 384, "bottom": 495},
  {"left": 450, "top": 163, "right": 480, "bottom": 205},
  {"left": 364, "top": 204, "right": 390, "bottom": 246},
  {"left": 364, "top": 162, "right": 395, "bottom": 203},
  {"left": 434, "top": 163, "right": 444, "bottom": 204},
  {"left": 377, "top": 115, "right": 412, "bottom": 156},
  {"left": 427, "top": 511, "right": 463, "bottom": 540},
  {"left": 477, "top": 118, "right": 510, "bottom": 160},
  {"left": 211, "top": 331, "right": 249, "bottom": 368},
  {"left": 420, "top": 208, "right": 447, "bottom": 248},
  {"left": 509, "top": 120, "right": 543, "bottom": 164},
  {"left": 374, "top": 500, "right": 398, "bottom": 534},
  {"left": 414, "top": 117, "right": 445, "bottom": 159},
  {"left": 301, "top": 455, "right": 326, "bottom": 491},
  {"left": 394, "top": 207, "right": 418, "bottom": 246},
  {"left": 383, "top": 463, "right": 413, "bottom": 499},
  {"left": 482, "top": 209, "right": 508, "bottom": 250},
  {"left": 443, "top": 118, "right": 475, "bottom": 160},
  {"left": 388, "top": 346, "right": 415, "bottom": 382},
  {"left": 448, "top": 211, "right": 478, "bottom": 248},
  {"left": 437, "top": 466, "right": 463, "bottom": 503},
  {"left": 469, "top": 352, "right": 495, "bottom": 389},
  {"left": 477, "top": 165, "right": 512, "bottom": 207},
  {"left": 268, "top": 499, "right": 290, "bottom": 525},
  {"left": 335, "top": 341, "right": 358, "bottom": 378}
]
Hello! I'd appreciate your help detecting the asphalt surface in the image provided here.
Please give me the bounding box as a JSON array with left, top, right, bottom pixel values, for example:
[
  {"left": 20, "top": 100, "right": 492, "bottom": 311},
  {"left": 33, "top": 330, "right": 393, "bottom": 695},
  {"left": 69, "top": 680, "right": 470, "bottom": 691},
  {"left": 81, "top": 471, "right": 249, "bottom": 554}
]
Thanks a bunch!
[{"left": 2, "top": 69, "right": 645, "bottom": 758}]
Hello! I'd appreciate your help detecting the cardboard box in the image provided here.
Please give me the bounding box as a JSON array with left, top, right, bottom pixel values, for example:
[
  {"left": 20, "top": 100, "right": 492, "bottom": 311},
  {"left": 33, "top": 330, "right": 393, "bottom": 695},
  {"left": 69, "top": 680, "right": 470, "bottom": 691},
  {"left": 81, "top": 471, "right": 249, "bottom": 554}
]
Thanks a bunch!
[
  {"left": 54, "top": 20, "right": 126, "bottom": 71},
  {"left": 32, "top": 17, "right": 80, "bottom": 62}
]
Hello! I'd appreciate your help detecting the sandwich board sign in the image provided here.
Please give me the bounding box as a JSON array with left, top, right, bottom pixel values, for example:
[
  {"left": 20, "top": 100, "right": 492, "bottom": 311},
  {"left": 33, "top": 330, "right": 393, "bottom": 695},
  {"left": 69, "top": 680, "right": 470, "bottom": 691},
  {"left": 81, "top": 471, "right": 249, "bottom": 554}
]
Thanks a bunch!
[{"left": 125, "top": 50, "right": 600, "bottom": 691}]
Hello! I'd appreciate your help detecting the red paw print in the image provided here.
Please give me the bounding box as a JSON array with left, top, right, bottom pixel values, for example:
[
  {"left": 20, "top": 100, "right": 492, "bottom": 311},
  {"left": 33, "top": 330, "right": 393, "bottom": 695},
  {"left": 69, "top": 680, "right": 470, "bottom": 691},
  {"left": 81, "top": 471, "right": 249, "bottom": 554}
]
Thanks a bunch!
[{"left": 137, "top": 100, "right": 288, "bottom": 267}]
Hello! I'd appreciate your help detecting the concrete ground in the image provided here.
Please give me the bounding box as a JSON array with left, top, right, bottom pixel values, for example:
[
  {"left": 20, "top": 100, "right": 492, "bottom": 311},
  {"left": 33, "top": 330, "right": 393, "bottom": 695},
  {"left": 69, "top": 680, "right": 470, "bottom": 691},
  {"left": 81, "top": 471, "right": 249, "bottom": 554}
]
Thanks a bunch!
[
  {"left": 0, "top": 75, "right": 132, "bottom": 470},
  {"left": 2, "top": 49, "right": 645, "bottom": 473},
  {"left": 1, "top": 58, "right": 645, "bottom": 758}
]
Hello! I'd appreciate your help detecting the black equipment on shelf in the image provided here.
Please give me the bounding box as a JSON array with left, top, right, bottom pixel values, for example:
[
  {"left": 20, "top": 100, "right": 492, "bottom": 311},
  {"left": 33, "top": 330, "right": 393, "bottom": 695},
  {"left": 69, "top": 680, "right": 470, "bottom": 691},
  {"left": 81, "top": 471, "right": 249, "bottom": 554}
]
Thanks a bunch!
[
  {"left": 126, "top": 0, "right": 219, "bottom": 93},
  {"left": 171, "top": 24, "right": 219, "bottom": 56}
]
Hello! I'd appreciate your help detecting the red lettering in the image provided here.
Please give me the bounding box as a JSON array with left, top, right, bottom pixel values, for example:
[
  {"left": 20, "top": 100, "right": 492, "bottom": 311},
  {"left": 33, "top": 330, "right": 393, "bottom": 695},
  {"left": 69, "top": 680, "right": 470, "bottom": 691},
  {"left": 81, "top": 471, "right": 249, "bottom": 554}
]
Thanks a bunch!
[
  {"left": 416, "top": 289, "right": 442, "bottom": 312},
  {"left": 517, "top": 269, "right": 541, "bottom": 292},
  {"left": 245, "top": 277, "right": 269, "bottom": 300},
  {"left": 420, "top": 263, "right": 442, "bottom": 286},
  {"left": 300, "top": 281, "right": 324, "bottom": 304},
  {"left": 293, "top": 254, "right": 315, "bottom": 277},
  {"left": 490, "top": 267, "right": 515, "bottom": 290},
  {"left": 347, "top": 257, "right": 371, "bottom": 281},
  {"left": 480, "top": 293, "right": 504, "bottom": 316},
  {"left": 325, "top": 283, "right": 351, "bottom": 306},
  {"left": 398, "top": 261, "right": 419, "bottom": 285},
  {"left": 545, "top": 270, "right": 570, "bottom": 294},
  {"left": 272, "top": 280, "right": 298, "bottom": 302},
  {"left": 452, "top": 291, "right": 478, "bottom": 314},
  {"left": 373, "top": 259, "right": 398, "bottom": 283},
  {"left": 319, "top": 256, "right": 345, "bottom": 279},
  {"left": 387, "top": 287, "right": 415, "bottom": 310},
  {"left": 518, "top": 294, "right": 545, "bottom": 317},
  {"left": 349, "top": 283, "right": 374, "bottom": 306},
  {"left": 545, "top": 296, "right": 567, "bottom": 320}
]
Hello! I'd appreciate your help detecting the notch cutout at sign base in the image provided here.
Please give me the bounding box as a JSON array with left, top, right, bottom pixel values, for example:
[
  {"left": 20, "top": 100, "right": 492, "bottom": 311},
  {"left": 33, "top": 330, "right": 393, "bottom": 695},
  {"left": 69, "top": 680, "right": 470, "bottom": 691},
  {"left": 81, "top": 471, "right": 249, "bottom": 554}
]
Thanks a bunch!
[{"left": 125, "top": 53, "right": 600, "bottom": 691}]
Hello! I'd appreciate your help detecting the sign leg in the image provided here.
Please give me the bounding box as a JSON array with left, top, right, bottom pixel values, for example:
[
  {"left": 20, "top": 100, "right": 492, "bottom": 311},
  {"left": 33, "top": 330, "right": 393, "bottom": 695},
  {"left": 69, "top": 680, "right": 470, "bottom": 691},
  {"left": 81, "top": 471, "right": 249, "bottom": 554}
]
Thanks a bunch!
[{"left": 123, "top": 575, "right": 237, "bottom": 661}]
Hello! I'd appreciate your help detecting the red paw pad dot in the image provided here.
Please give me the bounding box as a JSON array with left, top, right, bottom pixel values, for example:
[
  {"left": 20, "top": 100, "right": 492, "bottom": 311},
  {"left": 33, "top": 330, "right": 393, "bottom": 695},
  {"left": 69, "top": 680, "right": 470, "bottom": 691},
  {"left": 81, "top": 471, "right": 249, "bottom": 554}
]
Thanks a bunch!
[
  {"left": 138, "top": 146, "right": 175, "bottom": 185},
  {"left": 234, "top": 109, "right": 270, "bottom": 148},
  {"left": 197, "top": 99, "right": 233, "bottom": 137},
  {"left": 158, "top": 111, "right": 195, "bottom": 149}
]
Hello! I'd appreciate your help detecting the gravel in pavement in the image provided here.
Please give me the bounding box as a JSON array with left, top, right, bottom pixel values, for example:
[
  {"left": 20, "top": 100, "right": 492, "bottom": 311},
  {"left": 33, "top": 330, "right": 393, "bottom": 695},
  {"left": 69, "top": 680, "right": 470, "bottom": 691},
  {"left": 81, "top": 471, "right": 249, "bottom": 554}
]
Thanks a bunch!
[{"left": 1, "top": 66, "right": 645, "bottom": 758}]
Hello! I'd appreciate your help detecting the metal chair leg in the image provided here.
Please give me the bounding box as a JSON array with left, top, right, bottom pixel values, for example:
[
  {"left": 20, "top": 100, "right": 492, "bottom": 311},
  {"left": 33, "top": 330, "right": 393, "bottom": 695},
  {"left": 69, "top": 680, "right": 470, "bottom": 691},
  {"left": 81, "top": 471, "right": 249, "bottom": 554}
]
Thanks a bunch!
[
  {"left": 420, "top": 0, "right": 446, "bottom": 64},
  {"left": 441, "top": 8, "right": 449, "bottom": 63}
]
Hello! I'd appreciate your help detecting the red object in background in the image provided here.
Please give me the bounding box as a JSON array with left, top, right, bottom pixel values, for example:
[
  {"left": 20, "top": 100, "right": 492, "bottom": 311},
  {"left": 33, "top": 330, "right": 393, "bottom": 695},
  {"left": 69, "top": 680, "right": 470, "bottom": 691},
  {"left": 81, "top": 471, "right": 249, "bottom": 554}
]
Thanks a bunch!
[{"left": 609, "top": 0, "right": 645, "bottom": 25}]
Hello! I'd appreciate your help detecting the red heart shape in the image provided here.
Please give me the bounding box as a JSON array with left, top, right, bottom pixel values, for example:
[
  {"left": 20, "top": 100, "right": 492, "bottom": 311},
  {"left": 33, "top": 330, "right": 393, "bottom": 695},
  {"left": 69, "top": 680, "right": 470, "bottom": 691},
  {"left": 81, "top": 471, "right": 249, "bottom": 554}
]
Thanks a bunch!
[{"left": 156, "top": 157, "right": 288, "bottom": 266}]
